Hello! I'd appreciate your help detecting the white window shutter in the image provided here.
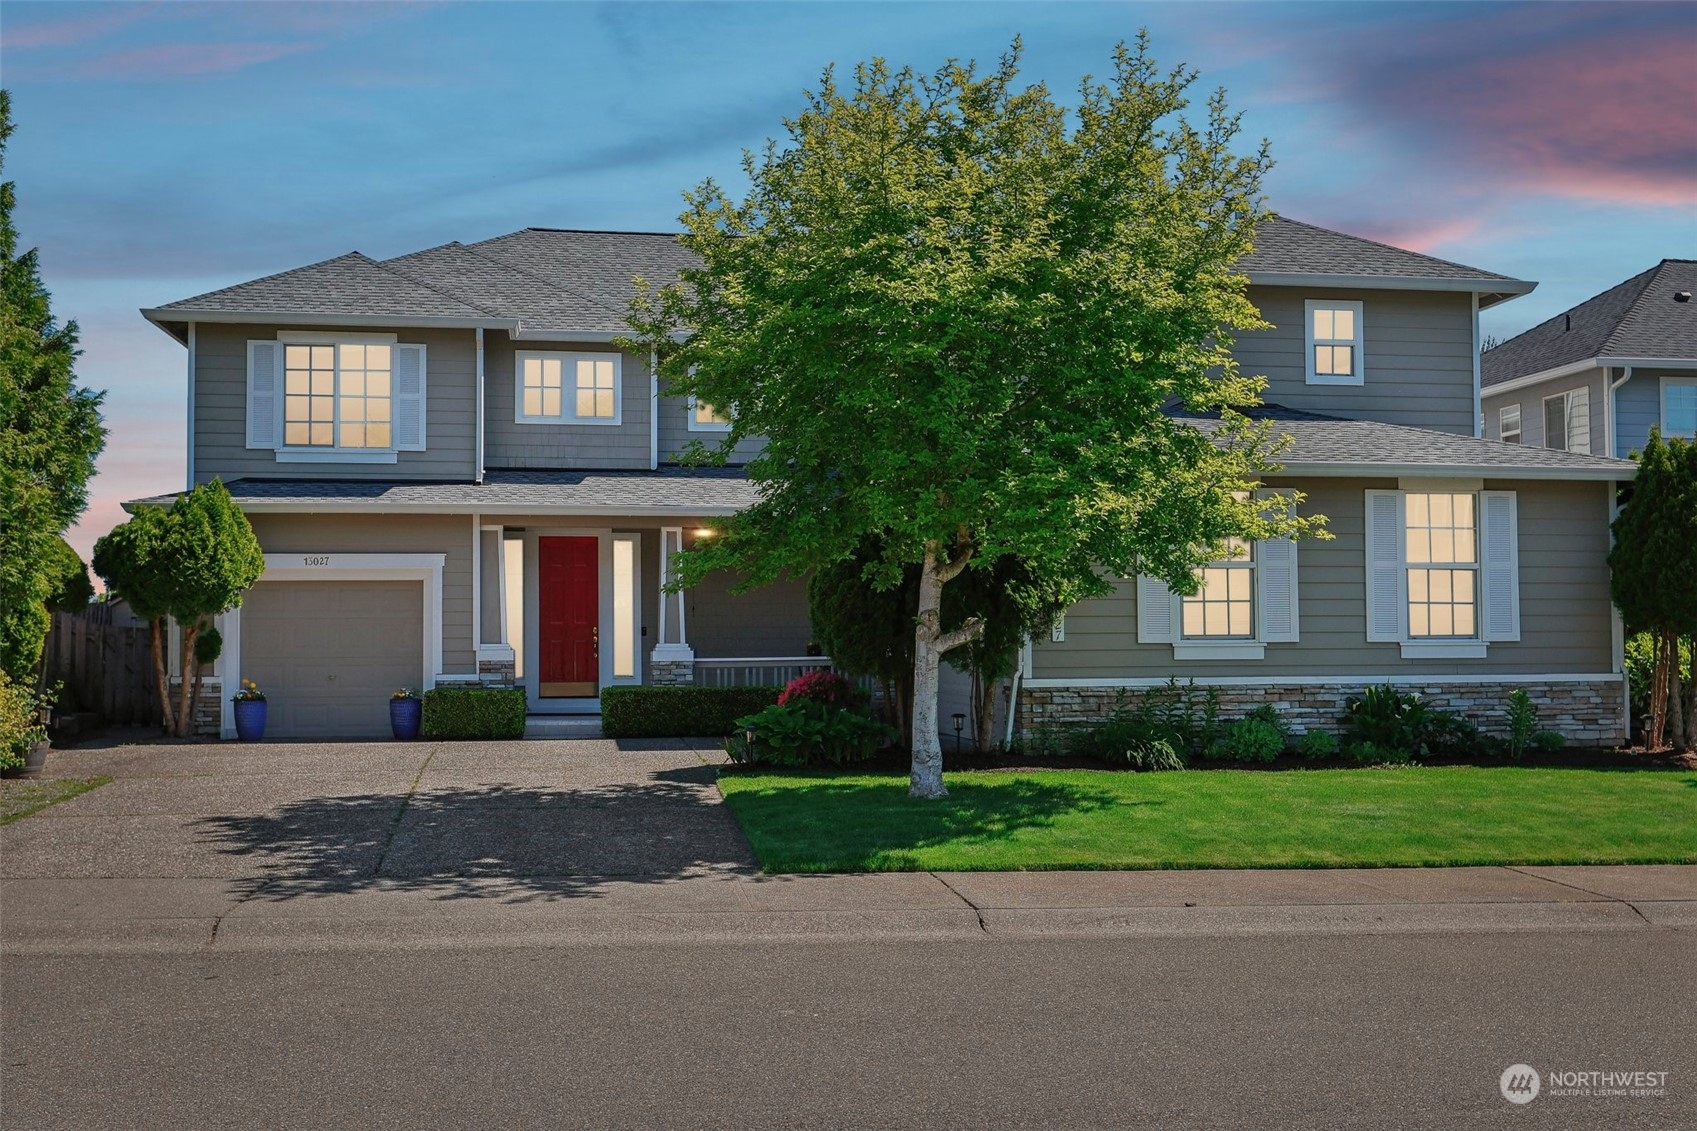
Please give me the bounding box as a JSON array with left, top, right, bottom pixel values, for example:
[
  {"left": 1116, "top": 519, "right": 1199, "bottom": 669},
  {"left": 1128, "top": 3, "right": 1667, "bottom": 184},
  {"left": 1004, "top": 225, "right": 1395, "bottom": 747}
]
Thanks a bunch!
[
  {"left": 1365, "top": 490, "right": 1405, "bottom": 642},
  {"left": 246, "top": 340, "right": 281, "bottom": 449},
  {"left": 394, "top": 343, "right": 427, "bottom": 451},
  {"left": 1136, "top": 575, "right": 1176, "bottom": 644},
  {"left": 1255, "top": 536, "right": 1300, "bottom": 643},
  {"left": 1567, "top": 387, "right": 1591, "bottom": 454},
  {"left": 1480, "top": 491, "right": 1520, "bottom": 641}
]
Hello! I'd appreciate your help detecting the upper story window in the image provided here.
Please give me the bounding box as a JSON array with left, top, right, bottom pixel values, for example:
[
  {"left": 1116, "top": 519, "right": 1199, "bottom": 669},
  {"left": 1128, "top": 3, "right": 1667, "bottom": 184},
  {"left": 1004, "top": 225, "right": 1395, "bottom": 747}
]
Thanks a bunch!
[
  {"left": 1305, "top": 300, "right": 1364, "bottom": 386},
  {"left": 689, "top": 398, "right": 732, "bottom": 432},
  {"left": 515, "top": 351, "right": 621, "bottom": 425},
  {"left": 1498, "top": 404, "right": 1522, "bottom": 444},
  {"left": 1181, "top": 539, "right": 1254, "bottom": 639},
  {"left": 1664, "top": 377, "right": 1697, "bottom": 438},
  {"left": 1542, "top": 387, "right": 1590, "bottom": 453},
  {"left": 249, "top": 333, "right": 422, "bottom": 463}
]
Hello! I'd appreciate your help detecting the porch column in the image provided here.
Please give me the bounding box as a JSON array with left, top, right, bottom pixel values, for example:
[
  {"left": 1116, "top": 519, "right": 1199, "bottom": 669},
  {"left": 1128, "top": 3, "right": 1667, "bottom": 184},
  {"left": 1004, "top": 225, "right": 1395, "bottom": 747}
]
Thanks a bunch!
[
  {"left": 650, "top": 526, "right": 695, "bottom": 685},
  {"left": 476, "top": 524, "right": 516, "bottom": 683}
]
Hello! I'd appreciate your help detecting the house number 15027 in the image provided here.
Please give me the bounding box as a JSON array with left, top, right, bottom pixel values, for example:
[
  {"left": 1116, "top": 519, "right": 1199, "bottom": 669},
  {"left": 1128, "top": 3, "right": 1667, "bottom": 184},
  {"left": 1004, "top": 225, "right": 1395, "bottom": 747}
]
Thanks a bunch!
[{"left": 302, "top": 556, "right": 331, "bottom": 566}]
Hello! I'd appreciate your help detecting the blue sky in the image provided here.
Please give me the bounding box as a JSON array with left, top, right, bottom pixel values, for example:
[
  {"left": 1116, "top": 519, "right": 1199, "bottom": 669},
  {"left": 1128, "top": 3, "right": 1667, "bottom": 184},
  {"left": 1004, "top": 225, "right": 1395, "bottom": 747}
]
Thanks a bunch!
[{"left": 4, "top": 1, "right": 1694, "bottom": 561}]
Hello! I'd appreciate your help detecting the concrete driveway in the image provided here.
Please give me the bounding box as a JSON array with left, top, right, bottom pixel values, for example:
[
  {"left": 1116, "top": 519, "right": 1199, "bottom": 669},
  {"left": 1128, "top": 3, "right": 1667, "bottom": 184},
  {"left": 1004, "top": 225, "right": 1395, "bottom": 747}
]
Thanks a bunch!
[{"left": 2, "top": 737, "right": 757, "bottom": 928}]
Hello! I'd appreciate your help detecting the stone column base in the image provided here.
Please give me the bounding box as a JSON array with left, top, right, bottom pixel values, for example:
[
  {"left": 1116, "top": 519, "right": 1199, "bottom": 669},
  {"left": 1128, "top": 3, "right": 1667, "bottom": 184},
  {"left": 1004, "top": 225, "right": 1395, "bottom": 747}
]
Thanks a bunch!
[{"left": 649, "top": 659, "right": 696, "bottom": 687}]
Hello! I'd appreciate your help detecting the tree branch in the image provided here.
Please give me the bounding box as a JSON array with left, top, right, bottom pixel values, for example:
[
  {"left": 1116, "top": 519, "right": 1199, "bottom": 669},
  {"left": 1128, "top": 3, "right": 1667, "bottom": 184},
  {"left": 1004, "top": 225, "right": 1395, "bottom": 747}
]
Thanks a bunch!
[{"left": 935, "top": 616, "right": 985, "bottom": 654}]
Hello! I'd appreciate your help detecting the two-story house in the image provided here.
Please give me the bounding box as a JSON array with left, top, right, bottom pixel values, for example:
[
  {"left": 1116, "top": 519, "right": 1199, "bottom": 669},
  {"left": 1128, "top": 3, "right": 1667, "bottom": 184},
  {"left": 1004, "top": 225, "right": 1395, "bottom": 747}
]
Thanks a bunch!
[
  {"left": 1480, "top": 259, "right": 1697, "bottom": 458},
  {"left": 137, "top": 220, "right": 1638, "bottom": 743}
]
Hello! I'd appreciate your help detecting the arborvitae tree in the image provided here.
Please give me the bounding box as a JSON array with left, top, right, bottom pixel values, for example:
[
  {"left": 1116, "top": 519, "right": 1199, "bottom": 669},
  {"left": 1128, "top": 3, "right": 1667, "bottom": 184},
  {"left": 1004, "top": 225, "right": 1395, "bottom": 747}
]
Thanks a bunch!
[{"left": 0, "top": 90, "right": 107, "bottom": 678}]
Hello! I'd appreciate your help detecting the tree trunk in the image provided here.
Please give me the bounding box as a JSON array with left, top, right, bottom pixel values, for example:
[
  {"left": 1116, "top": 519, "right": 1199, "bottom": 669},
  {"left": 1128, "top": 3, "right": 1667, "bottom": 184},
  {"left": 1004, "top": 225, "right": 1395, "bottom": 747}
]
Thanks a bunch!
[
  {"left": 908, "top": 542, "right": 983, "bottom": 799},
  {"left": 1684, "top": 636, "right": 1697, "bottom": 754},
  {"left": 1648, "top": 630, "right": 1672, "bottom": 751},
  {"left": 972, "top": 669, "right": 996, "bottom": 755},
  {"left": 1668, "top": 646, "right": 1687, "bottom": 752},
  {"left": 175, "top": 620, "right": 199, "bottom": 738},
  {"left": 149, "top": 618, "right": 175, "bottom": 734},
  {"left": 909, "top": 551, "right": 948, "bottom": 799}
]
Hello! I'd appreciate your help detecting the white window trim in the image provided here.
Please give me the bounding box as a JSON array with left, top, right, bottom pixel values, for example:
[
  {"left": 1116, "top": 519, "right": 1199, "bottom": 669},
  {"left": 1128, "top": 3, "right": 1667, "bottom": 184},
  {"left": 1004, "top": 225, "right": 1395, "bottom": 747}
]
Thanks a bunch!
[
  {"left": 1368, "top": 487, "right": 1513, "bottom": 659},
  {"left": 1304, "top": 299, "right": 1365, "bottom": 386},
  {"left": 1498, "top": 404, "right": 1522, "bottom": 442},
  {"left": 272, "top": 333, "right": 406, "bottom": 458},
  {"left": 687, "top": 396, "right": 734, "bottom": 433},
  {"left": 1663, "top": 375, "right": 1697, "bottom": 439},
  {"left": 514, "top": 350, "right": 623, "bottom": 426}
]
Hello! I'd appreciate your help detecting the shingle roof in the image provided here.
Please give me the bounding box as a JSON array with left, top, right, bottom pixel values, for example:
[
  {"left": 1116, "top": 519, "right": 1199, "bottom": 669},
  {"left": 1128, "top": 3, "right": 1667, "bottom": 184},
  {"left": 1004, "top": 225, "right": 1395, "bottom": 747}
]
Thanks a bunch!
[
  {"left": 1168, "top": 404, "right": 1637, "bottom": 480},
  {"left": 1481, "top": 259, "right": 1697, "bottom": 387},
  {"left": 128, "top": 468, "right": 758, "bottom": 515},
  {"left": 1241, "top": 218, "right": 1524, "bottom": 285},
  {"left": 152, "top": 252, "right": 496, "bottom": 320},
  {"left": 146, "top": 218, "right": 1531, "bottom": 333}
]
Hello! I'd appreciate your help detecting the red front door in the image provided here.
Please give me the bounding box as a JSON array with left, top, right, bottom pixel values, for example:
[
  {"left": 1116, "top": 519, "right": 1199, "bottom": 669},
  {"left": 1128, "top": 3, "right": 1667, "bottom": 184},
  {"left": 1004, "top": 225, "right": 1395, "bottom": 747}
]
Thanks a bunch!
[{"left": 539, "top": 537, "right": 599, "bottom": 698}]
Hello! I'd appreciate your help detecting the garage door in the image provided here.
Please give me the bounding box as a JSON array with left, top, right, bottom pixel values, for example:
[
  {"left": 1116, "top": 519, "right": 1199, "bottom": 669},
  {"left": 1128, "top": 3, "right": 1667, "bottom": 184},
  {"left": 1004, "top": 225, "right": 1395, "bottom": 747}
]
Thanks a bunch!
[{"left": 241, "top": 580, "right": 425, "bottom": 739}]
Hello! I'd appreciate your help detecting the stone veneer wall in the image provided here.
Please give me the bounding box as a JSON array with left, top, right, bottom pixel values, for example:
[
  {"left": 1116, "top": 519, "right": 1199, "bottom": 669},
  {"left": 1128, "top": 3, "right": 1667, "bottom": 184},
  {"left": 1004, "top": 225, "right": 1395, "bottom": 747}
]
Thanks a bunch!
[
  {"left": 167, "top": 678, "right": 224, "bottom": 737},
  {"left": 1018, "top": 679, "right": 1627, "bottom": 746},
  {"left": 477, "top": 658, "right": 516, "bottom": 683},
  {"left": 648, "top": 659, "right": 696, "bottom": 687}
]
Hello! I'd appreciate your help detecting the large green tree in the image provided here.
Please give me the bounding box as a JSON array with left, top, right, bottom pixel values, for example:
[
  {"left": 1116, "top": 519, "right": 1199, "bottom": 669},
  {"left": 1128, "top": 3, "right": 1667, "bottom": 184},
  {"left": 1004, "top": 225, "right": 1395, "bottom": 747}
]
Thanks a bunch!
[
  {"left": 1610, "top": 429, "right": 1697, "bottom": 751},
  {"left": 631, "top": 38, "right": 1320, "bottom": 796},
  {"left": 0, "top": 90, "right": 107, "bottom": 679},
  {"left": 93, "top": 480, "right": 264, "bottom": 736}
]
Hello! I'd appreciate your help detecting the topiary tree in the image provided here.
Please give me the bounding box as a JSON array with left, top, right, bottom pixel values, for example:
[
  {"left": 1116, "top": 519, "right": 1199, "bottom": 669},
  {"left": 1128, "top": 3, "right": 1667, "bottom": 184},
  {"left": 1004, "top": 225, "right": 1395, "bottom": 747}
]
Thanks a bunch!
[
  {"left": 630, "top": 37, "right": 1322, "bottom": 797},
  {"left": 93, "top": 480, "right": 264, "bottom": 736},
  {"left": 1609, "top": 429, "right": 1697, "bottom": 751}
]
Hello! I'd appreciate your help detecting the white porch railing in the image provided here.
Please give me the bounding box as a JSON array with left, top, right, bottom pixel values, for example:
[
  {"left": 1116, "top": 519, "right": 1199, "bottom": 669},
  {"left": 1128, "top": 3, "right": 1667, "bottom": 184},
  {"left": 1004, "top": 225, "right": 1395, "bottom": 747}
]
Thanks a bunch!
[{"left": 695, "top": 656, "right": 832, "bottom": 688}]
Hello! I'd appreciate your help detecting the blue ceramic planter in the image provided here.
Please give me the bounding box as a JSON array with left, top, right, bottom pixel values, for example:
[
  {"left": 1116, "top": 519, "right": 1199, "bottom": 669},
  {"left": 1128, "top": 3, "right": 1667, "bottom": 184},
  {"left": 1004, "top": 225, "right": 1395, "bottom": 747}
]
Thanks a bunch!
[
  {"left": 390, "top": 696, "right": 423, "bottom": 740},
  {"left": 233, "top": 698, "right": 267, "bottom": 742}
]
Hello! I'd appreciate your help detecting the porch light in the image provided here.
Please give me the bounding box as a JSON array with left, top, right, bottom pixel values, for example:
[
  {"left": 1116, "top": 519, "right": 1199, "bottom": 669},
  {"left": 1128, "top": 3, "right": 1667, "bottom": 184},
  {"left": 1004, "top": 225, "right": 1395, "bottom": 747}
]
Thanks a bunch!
[{"left": 693, "top": 528, "right": 718, "bottom": 539}]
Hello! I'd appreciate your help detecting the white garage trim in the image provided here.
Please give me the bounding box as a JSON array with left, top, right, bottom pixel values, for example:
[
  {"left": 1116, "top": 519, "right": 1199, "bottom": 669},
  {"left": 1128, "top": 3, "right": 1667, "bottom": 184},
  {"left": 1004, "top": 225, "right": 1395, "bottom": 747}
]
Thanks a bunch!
[{"left": 219, "top": 553, "right": 446, "bottom": 738}]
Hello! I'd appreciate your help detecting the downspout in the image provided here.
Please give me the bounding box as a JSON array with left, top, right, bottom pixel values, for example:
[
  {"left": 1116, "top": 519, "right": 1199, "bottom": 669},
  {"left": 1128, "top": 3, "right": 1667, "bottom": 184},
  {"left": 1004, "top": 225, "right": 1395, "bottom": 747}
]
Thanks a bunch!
[
  {"left": 475, "top": 327, "right": 486, "bottom": 485},
  {"left": 1606, "top": 365, "right": 1632, "bottom": 459},
  {"left": 1471, "top": 292, "right": 1483, "bottom": 438},
  {"left": 185, "top": 322, "right": 197, "bottom": 487},
  {"left": 649, "top": 347, "right": 660, "bottom": 471}
]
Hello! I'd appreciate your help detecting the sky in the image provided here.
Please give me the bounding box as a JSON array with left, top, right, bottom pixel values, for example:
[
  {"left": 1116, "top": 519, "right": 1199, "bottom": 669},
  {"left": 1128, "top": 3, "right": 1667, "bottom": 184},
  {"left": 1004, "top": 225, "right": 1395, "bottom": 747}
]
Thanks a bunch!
[{"left": 4, "top": 0, "right": 1695, "bottom": 566}]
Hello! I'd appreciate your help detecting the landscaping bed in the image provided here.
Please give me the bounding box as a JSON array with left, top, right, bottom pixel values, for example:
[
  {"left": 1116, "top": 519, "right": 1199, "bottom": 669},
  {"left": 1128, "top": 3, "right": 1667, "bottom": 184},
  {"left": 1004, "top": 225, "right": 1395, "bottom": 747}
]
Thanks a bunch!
[{"left": 717, "top": 766, "right": 1697, "bottom": 873}]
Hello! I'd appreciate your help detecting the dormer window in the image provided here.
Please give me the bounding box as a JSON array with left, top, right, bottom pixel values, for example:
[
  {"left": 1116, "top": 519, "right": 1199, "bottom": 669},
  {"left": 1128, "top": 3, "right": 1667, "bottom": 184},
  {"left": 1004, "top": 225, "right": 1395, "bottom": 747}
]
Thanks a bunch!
[
  {"left": 515, "top": 351, "right": 622, "bottom": 425},
  {"left": 1305, "top": 300, "right": 1364, "bottom": 386}
]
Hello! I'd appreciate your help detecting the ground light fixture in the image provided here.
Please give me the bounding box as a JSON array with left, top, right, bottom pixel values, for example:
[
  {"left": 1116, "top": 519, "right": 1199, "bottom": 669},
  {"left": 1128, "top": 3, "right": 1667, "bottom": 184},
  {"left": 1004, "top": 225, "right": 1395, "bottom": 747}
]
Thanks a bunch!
[{"left": 952, "top": 712, "right": 966, "bottom": 753}]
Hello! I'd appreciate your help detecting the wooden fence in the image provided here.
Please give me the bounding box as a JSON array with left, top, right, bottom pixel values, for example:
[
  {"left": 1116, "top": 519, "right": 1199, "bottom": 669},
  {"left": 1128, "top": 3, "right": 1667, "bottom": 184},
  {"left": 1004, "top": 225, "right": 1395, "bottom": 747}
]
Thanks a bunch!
[{"left": 40, "top": 609, "right": 162, "bottom": 726}]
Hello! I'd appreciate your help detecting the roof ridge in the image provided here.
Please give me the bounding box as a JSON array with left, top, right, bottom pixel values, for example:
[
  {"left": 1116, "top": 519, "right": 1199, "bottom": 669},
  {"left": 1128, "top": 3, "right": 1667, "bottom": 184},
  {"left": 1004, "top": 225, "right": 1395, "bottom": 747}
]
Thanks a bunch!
[
  {"left": 366, "top": 250, "right": 504, "bottom": 318},
  {"left": 456, "top": 241, "right": 636, "bottom": 324},
  {"left": 1267, "top": 216, "right": 1515, "bottom": 282}
]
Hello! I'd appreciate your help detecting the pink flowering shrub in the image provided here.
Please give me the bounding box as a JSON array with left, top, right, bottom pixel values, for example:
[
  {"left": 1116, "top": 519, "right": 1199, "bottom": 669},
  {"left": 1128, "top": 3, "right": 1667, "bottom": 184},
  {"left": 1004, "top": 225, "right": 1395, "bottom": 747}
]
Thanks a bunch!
[{"left": 778, "top": 669, "right": 856, "bottom": 709}]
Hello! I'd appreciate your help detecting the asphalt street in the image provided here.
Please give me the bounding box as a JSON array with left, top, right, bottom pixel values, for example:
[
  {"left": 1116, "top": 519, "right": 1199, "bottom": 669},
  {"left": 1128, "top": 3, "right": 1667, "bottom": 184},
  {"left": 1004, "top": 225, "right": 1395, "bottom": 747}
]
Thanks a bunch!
[{"left": 4, "top": 929, "right": 1691, "bottom": 1130}]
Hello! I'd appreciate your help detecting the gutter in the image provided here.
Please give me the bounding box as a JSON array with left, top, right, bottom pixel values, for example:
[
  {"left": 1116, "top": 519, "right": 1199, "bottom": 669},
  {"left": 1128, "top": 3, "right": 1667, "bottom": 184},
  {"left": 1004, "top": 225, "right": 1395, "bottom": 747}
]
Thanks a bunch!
[
  {"left": 1269, "top": 461, "right": 1635, "bottom": 482},
  {"left": 1483, "top": 356, "right": 1697, "bottom": 400},
  {"left": 185, "top": 322, "right": 196, "bottom": 487},
  {"left": 1245, "top": 273, "right": 1537, "bottom": 305},
  {"left": 1606, "top": 366, "right": 1632, "bottom": 459},
  {"left": 475, "top": 327, "right": 486, "bottom": 484},
  {"left": 650, "top": 347, "right": 660, "bottom": 471},
  {"left": 1471, "top": 292, "right": 1482, "bottom": 438},
  {"left": 123, "top": 499, "right": 749, "bottom": 518}
]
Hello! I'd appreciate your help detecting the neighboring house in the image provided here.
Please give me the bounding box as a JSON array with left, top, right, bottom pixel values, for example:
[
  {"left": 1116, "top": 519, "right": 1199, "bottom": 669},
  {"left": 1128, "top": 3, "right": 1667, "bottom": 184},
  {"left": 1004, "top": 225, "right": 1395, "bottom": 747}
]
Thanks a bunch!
[
  {"left": 1480, "top": 259, "right": 1697, "bottom": 457},
  {"left": 136, "top": 219, "right": 1639, "bottom": 743}
]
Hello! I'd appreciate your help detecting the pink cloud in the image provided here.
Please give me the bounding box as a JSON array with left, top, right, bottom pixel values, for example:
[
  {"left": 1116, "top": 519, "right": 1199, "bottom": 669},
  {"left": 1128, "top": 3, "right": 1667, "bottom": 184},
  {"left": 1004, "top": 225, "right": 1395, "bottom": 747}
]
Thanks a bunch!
[
  {"left": 82, "top": 39, "right": 314, "bottom": 78},
  {"left": 2, "top": 3, "right": 157, "bottom": 50}
]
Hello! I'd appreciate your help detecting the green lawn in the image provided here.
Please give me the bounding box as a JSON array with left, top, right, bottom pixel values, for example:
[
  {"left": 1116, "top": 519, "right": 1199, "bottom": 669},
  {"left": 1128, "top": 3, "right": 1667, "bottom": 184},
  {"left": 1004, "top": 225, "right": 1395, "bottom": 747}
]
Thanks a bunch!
[
  {"left": 717, "top": 766, "right": 1697, "bottom": 872},
  {"left": 0, "top": 777, "right": 110, "bottom": 826}
]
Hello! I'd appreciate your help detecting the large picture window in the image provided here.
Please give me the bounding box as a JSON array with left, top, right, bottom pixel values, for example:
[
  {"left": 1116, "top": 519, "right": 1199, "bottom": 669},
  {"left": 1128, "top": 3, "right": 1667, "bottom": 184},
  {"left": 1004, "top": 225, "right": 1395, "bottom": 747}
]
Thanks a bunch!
[{"left": 283, "top": 341, "right": 393, "bottom": 450}]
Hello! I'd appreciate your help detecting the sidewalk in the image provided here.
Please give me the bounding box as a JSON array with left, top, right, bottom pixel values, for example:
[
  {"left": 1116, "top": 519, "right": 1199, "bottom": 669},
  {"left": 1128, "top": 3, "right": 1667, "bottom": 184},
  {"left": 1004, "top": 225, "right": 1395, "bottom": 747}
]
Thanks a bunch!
[{"left": 6, "top": 864, "right": 1693, "bottom": 954}]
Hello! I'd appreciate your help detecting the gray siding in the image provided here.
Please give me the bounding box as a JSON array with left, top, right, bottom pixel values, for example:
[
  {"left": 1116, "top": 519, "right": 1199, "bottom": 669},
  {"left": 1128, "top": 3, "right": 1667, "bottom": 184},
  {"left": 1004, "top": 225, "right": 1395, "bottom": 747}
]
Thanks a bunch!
[
  {"left": 245, "top": 512, "right": 477, "bottom": 675},
  {"left": 1032, "top": 476, "right": 1615, "bottom": 681},
  {"left": 1482, "top": 367, "right": 1607, "bottom": 453},
  {"left": 657, "top": 385, "right": 767, "bottom": 465},
  {"left": 483, "top": 337, "right": 652, "bottom": 469},
  {"left": 1239, "top": 286, "right": 1477, "bottom": 433},
  {"left": 194, "top": 322, "right": 477, "bottom": 482},
  {"left": 685, "top": 568, "right": 812, "bottom": 658}
]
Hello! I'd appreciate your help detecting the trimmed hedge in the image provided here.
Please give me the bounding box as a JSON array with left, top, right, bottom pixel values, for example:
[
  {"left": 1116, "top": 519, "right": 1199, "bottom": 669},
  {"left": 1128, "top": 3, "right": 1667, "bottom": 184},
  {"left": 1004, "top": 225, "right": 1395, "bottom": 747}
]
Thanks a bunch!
[
  {"left": 601, "top": 685, "right": 784, "bottom": 738},
  {"left": 421, "top": 686, "right": 527, "bottom": 740}
]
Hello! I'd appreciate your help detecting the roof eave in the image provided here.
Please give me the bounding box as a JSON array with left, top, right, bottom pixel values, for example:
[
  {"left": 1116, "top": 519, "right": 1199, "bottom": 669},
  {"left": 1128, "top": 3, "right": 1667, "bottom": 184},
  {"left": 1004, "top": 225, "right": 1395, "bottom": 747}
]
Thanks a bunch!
[
  {"left": 1246, "top": 272, "right": 1537, "bottom": 307},
  {"left": 1270, "top": 461, "right": 1632, "bottom": 481},
  {"left": 125, "top": 497, "right": 747, "bottom": 517},
  {"left": 1482, "top": 355, "right": 1697, "bottom": 396},
  {"left": 140, "top": 308, "right": 522, "bottom": 333}
]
